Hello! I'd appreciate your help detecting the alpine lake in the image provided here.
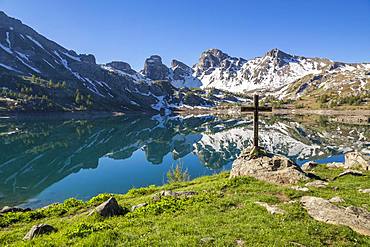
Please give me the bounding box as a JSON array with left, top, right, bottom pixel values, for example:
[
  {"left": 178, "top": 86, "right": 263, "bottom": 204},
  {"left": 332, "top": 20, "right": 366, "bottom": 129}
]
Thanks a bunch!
[{"left": 0, "top": 113, "right": 368, "bottom": 208}]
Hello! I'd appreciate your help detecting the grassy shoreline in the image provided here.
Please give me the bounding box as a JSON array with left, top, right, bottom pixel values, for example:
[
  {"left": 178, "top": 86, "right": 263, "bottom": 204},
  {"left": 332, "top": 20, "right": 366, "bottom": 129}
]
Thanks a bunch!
[{"left": 0, "top": 166, "right": 369, "bottom": 246}]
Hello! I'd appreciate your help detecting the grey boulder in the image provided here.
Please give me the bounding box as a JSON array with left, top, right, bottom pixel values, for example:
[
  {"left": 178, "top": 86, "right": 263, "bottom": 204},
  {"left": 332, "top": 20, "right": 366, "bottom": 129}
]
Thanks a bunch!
[
  {"left": 301, "top": 196, "right": 370, "bottom": 236},
  {"left": 344, "top": 151, "right": 369, "bottom": 171},
  {"left": 23, "top": 224, "right": 57, "bottom": 240},
  {"left": 301, "top": 161, "right": 319, "bottom": 171},
  {"left": 89, "top": 197, "right": 127, "bottom": 217},
  {"left": 230, "top": 149, "right": 308, "bottom": 185}
]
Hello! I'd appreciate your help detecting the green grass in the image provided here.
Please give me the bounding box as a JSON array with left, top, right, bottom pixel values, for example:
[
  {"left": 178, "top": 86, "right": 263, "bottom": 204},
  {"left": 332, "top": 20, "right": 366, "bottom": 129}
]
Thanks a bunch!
[{"left": 0, "top": 166, "right": 369, "bottom": 246}]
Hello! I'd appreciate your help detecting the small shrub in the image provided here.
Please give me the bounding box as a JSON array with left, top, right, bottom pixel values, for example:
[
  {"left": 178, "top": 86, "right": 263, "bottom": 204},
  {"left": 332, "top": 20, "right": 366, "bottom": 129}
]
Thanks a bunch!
[
  {"left": 126, "top": 185, "right": 158, "bottom": 197},
  {"left": 166, "top": 161, "right": 190, "bottom": 183},
  {"left": 0, "top": 210, "right": 46, "bottom": 227},
  {"left": 130, "top": 196, "right": 189, "bottom": 216},
  {"left": 64, "top": 198, "right": 84, "bottom": 208},
  {"left": 67, "top": 222, "right": 110, "bottom": 238}
]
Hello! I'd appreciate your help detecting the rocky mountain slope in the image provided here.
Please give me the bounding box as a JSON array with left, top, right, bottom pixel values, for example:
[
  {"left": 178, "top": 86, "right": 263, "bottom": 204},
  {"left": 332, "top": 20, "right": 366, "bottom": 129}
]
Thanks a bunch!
[
  {"left": 191, "top": 48, "right": 370, "bottom": 99},
  {"left": 0, "top": 11, "right": 369, "bottom": 113},
  {"left": 0, "top": 11, "right": 221, "bottom": 113}
]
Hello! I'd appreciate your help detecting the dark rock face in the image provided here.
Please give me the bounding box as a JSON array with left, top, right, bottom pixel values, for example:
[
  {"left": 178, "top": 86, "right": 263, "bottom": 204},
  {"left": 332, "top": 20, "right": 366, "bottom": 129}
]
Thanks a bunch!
[
  {"left": 89, "top": 197, "right": 128, "bottom": 217},
  {"left": 263, "top": 48, "right": 298, "bottom": 68},
  {"left": 197, "top": 49, "right": 230, "bottom": 73},
  {"left": 106, "top": 61, "right": 136, "bottom": 75},
  {"left": 23, "top": 224, "right": 57, "bottom": 240},
  {"left": 80, "top": 54, "right": 96, "bottom": 64},
  {"left": 1, "top": 11, "right": 206, "bottom": 113},
  {"left": 0, "top": 206, "right": 31, "bottom": 214},
  {"left": 171, "top": 59, "right": 193, "bottom": 81},
  {"left": 142, "top": 55, "right": 170, "bottom": 80}
]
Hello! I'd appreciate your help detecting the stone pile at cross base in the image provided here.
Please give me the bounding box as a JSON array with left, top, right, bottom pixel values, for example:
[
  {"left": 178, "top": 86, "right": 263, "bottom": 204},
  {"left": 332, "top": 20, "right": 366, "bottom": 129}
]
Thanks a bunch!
[{"left": 230, "top": 147, "right": 308, "bottom": 185}]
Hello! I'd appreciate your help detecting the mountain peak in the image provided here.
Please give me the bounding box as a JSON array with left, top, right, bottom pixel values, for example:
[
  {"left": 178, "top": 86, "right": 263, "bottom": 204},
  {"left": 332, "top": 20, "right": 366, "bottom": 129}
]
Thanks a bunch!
[
  {"left": 196, "top": 48, "right": 231, "bottom": 72},
  {"left": 142, "top": 55, "right": 169, "bottom": 80},
  {"left": 171, "top": 59, "right": 188, "bottom": 69},
  {"left": 202, "top": 48, "right": 229, "bottom": 60},
  {"left": 265, "top": 48, "right": 292, "bottom": 59},
  {"left": 0, "top": 10, "right": 23, "bottom": 28}
]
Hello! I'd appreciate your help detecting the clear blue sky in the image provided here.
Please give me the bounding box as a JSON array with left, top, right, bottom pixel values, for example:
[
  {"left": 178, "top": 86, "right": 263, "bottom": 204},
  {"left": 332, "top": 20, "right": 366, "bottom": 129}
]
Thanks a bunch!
[{"left": 1, "top": 0, "right": 369, "bottom": 69}]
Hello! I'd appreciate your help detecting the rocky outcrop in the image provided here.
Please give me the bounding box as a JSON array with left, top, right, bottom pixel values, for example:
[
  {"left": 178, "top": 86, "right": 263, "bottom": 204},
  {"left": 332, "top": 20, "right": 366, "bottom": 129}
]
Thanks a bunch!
[
  {"left": 170, "top": 59, "right": 202, "bottom": 88},
  {"left": 301, "top": 161, "right": 319, "bottom": 172},
  {"left": 142, "top": 55, "right": 170, "bottom": 80},
  {"left": 0, "top": 206, "right": 31, "bottom": 214},
  {"left": 301, "top": 196, "right": 370, "bottom": 236},
  {"left": 333, "top": 170, "right": 364, "bottom": 180},
  {"left": 171, "top": 59, "right": 192, "bottom": 81},
  {"left": 23, "top": 224, "right": 57, "bottom": 240},
  {"left": 344, "top": 151, "right": 369, "bottom": 171},
  {"left": 89, "top": 197, "right": 127, "bottom": 217},
  {"left": 105, "top": 61, "right": 136, "bottom": 75},
  {"left": 359, "top": 189, "right": 370, "bottom": 194},
  {"left": 196, "top": 48, "right": 230, "bottom": 74},
  {"left": 230, "top": 149, "right": 308, "bottom": 185},
  {"left": 80, "top": 54, "right": 96, "bottom": 64}
]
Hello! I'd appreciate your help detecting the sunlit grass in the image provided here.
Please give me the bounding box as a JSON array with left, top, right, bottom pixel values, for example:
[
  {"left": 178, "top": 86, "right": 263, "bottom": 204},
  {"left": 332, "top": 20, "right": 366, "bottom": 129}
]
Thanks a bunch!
[{"left": 0, "top": 166, "right": 369, "bottom": 246}]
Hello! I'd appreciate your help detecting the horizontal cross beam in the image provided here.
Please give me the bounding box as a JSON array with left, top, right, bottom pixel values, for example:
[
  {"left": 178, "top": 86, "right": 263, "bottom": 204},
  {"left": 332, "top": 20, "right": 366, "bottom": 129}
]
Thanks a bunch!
[{"left": 241, "top": 106, "right": 272, "bottom": 112}]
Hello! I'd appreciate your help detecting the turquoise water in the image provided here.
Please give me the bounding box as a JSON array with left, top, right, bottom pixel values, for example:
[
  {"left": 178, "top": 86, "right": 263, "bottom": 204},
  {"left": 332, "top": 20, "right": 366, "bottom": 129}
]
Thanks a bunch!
[{"left": 0, "top": 114, "right": 368, "bottom": 208}]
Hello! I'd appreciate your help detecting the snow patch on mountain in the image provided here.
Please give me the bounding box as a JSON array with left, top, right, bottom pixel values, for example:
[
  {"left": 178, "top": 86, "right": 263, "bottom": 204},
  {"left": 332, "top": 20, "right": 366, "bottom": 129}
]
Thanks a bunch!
[
  {"left": 26, "top": 35, "right": 45, "bottom": 50},
  {"left": 62, "top": 51, "right": 81, "bottom": 62},
  {"left": 0, "top": 42, "right": 12, "bottom": 54},
  {"left": 5, "top": 32, "right": 11, "bottom": 48},
  {"left": 0, "top": 63, "right": 21, "bottom": 73},
  {"left": 15, "top": 54, "right": 40, "bottom": 73}
]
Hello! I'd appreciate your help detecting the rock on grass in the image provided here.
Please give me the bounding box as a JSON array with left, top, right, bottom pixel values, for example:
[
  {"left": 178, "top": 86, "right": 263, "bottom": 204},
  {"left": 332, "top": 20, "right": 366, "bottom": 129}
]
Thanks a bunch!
[
  {"left": 231, "top": 150, "right": 308, "bottom": 185},
  {"left": 301, "top": 161, "right": 319, "bottom": 172},
  {"left": 301, "top": 196, "right": 370, "bottom": 236},
  {"left": 333, "top": 170, "right": 364, "bottom": 180},
  {"left": 23, "top": 224, "right": 57, "bottom": 240},
  {"left": 344, "top": 151, "right": 369, "bottom": 171},
  {"left": 359, "top": 189, "right": 370, "bottom": 194},
  {"left": 89, "top": 197, "right": 128, "bottom": 217}
]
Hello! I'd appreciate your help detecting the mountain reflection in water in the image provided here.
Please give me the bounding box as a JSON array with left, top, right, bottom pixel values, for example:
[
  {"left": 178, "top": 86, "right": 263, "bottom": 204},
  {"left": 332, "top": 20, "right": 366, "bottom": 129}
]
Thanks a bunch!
[{"left": 0, "top": 114, "right": 368, "bottom": 208}]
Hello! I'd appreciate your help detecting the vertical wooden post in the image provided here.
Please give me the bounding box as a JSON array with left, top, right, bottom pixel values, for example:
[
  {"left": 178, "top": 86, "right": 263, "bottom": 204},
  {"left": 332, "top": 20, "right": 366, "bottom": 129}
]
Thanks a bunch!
[{"left": 253, "top": 94, "right": 259, "bottom": 149}]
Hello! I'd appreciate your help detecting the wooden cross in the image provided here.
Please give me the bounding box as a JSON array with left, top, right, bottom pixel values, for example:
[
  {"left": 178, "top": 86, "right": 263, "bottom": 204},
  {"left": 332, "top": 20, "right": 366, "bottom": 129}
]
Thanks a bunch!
[{"left": 241, "top": 95, "right": 272, "bottom": 150}]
